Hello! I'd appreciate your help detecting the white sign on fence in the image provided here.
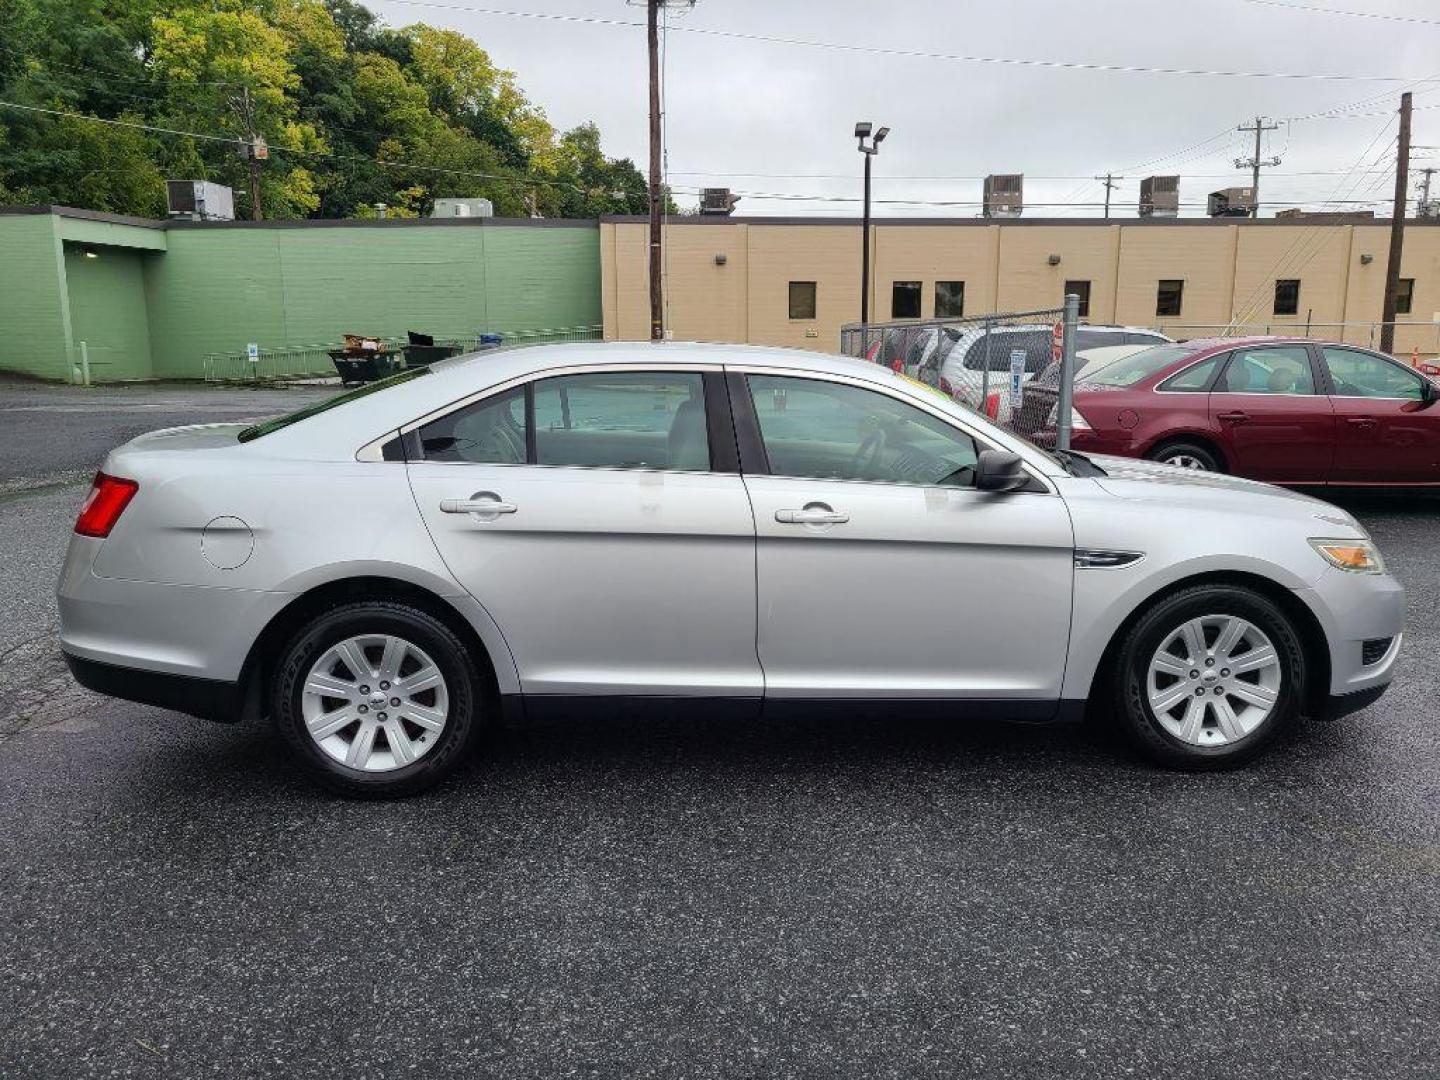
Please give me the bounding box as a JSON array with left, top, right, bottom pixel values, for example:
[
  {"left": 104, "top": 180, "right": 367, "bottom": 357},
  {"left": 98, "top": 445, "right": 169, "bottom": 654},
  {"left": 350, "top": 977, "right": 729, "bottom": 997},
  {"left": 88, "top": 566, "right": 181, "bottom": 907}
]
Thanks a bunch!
[
  {"left": 246, "top": 342, "right": 259, "bottom": 363},
  {"left": 1009, "top": 348, "right": 1026, "bottom": 409}
]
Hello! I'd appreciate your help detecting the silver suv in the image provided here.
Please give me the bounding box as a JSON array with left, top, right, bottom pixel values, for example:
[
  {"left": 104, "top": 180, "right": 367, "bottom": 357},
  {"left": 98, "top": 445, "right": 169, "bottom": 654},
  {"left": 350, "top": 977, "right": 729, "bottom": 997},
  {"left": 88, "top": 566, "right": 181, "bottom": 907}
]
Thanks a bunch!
[{"left": 59, "top": 343, "right": 1403, "bottom": 796}]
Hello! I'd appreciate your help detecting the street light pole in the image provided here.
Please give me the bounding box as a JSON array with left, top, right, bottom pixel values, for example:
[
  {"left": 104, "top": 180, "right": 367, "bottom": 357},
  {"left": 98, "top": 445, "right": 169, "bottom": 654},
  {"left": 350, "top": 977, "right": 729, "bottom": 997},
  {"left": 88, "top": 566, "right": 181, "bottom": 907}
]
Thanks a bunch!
[{"left": 855, "top": 122, "right": 888, "bottom": 324}]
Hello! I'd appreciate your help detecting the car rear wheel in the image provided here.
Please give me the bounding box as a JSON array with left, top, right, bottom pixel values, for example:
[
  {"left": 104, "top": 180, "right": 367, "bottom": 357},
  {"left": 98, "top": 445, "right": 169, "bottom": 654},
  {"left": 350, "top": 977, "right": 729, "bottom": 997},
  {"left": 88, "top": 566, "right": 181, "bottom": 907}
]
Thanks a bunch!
[
  {"left": 1147, "top": 441, "right": 1221, "bottom": 472},
  {"left": 273, "top": 601, "right": 480, "bottom": 797},
  {"left": 1112, "top": 584, "right": 1306, "bottom": 768}
]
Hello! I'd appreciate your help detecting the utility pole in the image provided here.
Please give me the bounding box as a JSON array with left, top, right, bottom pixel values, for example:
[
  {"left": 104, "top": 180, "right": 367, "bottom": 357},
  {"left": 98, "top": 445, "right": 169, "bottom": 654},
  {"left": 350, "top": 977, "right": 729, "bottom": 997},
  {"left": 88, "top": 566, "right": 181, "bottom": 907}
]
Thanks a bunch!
[
  {"left": 1094, "top": 173, "right": 1122, "bottom": 219},
  {"left": 1235, "top": 116, "right": 1281, "bottom": 218},
  {"left": 235, "top": 86, "right": 265, "bottom": 221},
  {"left": 1381, "top": 91, "right": 1413, "bottom": 355},
  {"left": 645, "top": 0, "right": 663, "bottom": 341}
]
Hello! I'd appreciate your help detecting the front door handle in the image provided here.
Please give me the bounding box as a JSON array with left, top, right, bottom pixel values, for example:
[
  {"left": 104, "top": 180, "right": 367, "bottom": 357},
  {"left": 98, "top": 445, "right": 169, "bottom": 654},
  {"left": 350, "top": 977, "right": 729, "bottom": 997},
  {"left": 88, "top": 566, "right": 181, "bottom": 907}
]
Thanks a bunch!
[
  {"left": 1217, "top": 411, "right": 1250, "bottom": 424},
  {"left": 775, "top": 504, "right": 849, "bottom": 525},
  {"left": 439, "top": 493, "right": 518, "bottom": 517},
  {"left": 1346, "top": 416, "right": 1378, "bottom": 429}
]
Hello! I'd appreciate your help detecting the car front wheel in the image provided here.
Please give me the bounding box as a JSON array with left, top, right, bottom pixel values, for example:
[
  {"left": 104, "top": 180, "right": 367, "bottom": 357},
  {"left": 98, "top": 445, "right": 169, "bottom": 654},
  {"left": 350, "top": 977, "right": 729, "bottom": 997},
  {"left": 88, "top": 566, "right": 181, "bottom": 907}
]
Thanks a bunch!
[
  {"left": 1147, "top": 441, "right": 1221, "bottom": 472},
  {"left": 1112, "top": 584, "right": 1307, "bottom": 768},
  {"left": 273, "top": 601, "right": 480, "bottom": 797}
]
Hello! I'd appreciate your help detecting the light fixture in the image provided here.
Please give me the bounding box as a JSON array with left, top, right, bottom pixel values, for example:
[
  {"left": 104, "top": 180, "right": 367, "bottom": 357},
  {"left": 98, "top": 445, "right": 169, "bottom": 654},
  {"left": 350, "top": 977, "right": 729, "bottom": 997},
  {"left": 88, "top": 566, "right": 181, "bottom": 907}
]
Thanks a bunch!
[
  {"left": 714, "top": 253, "right": 727, "bottom": 266},
  {"left": 82, "top": 249, "right": 99, "bottom": 259},
  {"left": 874, "top": 126, "right": 890, "bottom": 145},
  {"left": 854, "top": 121, "right": 872, "bottom": 139},
  {"left": 1047, "top": 254, "right": 1062, "bottom": 266},
  {"left": 1359, "top": 253, "right": 1374, "bottom": 265}
]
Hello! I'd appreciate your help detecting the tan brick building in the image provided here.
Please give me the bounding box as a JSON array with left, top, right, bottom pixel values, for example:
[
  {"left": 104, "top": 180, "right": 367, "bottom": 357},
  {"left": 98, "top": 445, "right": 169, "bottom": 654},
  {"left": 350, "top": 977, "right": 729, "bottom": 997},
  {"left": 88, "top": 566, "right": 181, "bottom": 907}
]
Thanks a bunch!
[{"left": 600, "top": 216, "right": 1440, "bottom": 356}]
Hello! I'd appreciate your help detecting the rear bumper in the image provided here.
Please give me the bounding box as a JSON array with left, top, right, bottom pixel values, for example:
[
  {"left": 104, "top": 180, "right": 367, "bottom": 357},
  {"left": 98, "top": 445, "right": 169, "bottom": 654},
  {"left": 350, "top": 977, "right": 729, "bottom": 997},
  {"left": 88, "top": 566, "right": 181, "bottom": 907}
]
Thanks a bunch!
[{"left": 64, "top": 652, "right": 243, "bottom": 723}]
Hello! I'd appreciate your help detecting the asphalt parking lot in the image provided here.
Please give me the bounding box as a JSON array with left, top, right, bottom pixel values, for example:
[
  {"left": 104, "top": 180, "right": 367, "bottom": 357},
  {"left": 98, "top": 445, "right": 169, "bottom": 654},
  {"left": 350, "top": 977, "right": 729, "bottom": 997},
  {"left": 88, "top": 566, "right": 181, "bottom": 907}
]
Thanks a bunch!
[{"left": 1, "top": 380, "right": 1436, "bottom": 1079}]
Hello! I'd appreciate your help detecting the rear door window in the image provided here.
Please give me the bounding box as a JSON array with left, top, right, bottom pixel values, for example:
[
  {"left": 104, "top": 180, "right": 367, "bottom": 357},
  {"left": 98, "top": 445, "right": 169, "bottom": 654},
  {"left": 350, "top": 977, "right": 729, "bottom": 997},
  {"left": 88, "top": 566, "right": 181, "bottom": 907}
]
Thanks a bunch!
[
  {"left": 1217, "top": 346, "right": 1316, "bottom": 395},
  {"left": 533, "top": 371, "right": 711, "bottom": 471},
  {"left": 1158, "top": 355, "right": 1223, "bottom": 392}
]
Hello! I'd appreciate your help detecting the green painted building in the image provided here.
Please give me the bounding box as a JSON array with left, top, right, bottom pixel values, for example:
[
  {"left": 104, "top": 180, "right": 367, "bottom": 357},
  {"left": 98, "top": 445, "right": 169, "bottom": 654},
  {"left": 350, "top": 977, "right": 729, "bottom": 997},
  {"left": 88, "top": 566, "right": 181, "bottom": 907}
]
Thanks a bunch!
[{"left": 0, "top": 206, "right": 602, "bottom": 382}]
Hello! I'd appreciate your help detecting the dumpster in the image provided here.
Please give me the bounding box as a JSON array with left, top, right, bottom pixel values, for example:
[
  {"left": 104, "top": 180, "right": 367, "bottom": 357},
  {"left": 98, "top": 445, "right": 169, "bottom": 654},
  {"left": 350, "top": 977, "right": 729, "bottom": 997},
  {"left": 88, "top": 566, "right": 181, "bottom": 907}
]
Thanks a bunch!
[{"left": 402, "top": 331, "right": 462, "bottom": 368}]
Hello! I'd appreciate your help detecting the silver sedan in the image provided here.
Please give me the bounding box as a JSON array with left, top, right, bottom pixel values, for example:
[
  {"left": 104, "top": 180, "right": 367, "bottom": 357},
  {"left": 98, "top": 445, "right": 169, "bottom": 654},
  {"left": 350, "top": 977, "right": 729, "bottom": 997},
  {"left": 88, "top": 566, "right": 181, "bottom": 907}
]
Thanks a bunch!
[{"left": 58, "top": 343, "right": 1405, "bottom": 796}]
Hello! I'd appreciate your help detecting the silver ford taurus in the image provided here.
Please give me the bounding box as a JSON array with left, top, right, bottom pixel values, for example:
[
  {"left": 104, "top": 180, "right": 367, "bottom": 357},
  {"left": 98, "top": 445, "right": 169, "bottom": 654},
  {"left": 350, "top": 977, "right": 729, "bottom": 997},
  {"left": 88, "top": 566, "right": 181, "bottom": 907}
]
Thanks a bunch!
[{"left": 58, "top": 342, "right": 1404, "bottom": 796}]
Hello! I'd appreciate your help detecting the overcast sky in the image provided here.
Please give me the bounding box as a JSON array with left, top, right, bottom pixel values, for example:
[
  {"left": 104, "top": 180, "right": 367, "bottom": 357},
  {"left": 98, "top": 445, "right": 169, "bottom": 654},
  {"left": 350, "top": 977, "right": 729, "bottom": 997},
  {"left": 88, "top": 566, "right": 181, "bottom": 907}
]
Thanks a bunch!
[{"left": 368, "top": 0, "right": 1440, "bottom": 217}]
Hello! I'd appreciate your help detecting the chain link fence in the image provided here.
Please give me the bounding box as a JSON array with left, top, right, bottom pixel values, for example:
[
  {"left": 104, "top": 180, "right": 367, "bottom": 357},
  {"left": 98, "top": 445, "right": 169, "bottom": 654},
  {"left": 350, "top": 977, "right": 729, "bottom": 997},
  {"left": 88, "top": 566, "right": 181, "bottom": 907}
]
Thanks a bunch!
[
  {"left": 839, "top": 300, "right": 1146, "bottom": 449},
  {"left": 202, "top": 325, "right": 604, "bottom": 383}
]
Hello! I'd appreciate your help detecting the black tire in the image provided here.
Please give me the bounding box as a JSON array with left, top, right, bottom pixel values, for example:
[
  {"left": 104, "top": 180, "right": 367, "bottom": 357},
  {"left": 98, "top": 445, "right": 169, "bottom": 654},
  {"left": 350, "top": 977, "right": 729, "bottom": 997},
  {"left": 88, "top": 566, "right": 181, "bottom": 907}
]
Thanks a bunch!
[
  {"left": 1146, "top": 440, "right": 1221, "bottom": 472},
  {"left": 272, "top": 601, "right": 481, "bottom": 798},
  {"left": 1111, "top": 584, "right": 1307, "bottom": 769}
]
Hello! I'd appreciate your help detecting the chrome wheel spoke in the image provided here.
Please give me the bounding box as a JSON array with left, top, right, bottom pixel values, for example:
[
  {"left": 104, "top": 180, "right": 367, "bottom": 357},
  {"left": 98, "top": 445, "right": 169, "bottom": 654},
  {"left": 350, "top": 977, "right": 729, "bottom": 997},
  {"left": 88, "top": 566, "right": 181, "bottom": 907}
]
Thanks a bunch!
[
  {"left": 1149, "top": 681, "right": 1193, "bottom": 714},
  {"left": 307, "top": 707, "right": 356, "bottom": 740},
  {"left": 1179, "top": 619, "right": 1207, "bottom": 664},
  {"left": 1176, "top": 697, "right": 1207, "bottom": 743},
  {"left": 1213, "top": 617, "right": 1246, "bottom": 660},
  {"left": 401, "top": 666, "right": 443, "bottom": 695},
  {"left": 1230, "top": 646, "right": 1278, "bottom": 674},
  {"left": 1211, "top": 697, "right": 1245, "bottom": 743},
  {"left": 306, "top": 672, "right": 357, "bottom": 700},
  {"left": 1151, "top": 652, "right": 1190, "bottom": 677},
  {"left": 1229, "top": 680, "right": 1277, "bottom": 709},
  {"left": 346, "top": 721, "right": 378, "bottom": 768},
  {"left": 386, "top": 723, "right": 416, "bottom": 766},
  {"left": 336, "top": 639, "right": 375, "bottom": 683},
  {"left": 402, "top": 702, "right": 446, "bottom": 731},
  {"left": 378, "top": 636, "right": 406, "bottom": 683}
]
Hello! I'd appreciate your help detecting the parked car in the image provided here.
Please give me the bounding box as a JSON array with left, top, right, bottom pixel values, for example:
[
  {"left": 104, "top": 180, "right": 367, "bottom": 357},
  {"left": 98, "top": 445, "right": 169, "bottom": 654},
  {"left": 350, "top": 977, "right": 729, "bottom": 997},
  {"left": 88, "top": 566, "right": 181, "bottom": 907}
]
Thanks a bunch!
[
  {"left": 1037, "top": 336, "right": 1440, "bottom": 485},
  {"left": 1012, "top": 343, "right": 1157, "bottom": 437},
  {"left": 60, "top": 342, "right": 1402, "bottom": 796},
  {"left": 915, "top": 324, "right": 1172, "bottom": 422}
]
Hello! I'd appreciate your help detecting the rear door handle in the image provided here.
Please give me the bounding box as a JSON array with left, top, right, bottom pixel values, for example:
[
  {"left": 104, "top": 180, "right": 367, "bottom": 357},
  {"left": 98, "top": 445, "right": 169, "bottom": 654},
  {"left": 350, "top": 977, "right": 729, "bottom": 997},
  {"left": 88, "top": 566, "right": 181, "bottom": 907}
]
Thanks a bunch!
[
  {"left": 1346, "top": 416, "right": 1378, "bottom": 429},
  {"left": 1217, "top": 411, "right": 1249, "bottom": 424},
  {"left": 439, "top": 493, "right": 518, "bottom": 517},
  {"left": 775, "top": 504, "right": 849, "bottom": 525}
]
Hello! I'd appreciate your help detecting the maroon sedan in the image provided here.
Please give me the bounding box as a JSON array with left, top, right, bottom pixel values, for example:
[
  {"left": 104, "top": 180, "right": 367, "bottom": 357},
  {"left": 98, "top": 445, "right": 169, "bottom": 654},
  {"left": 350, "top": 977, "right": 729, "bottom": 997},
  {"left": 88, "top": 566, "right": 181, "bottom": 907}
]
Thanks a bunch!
[{"left": 1051, "top": 336, "right": 1440, "bottom": 486}]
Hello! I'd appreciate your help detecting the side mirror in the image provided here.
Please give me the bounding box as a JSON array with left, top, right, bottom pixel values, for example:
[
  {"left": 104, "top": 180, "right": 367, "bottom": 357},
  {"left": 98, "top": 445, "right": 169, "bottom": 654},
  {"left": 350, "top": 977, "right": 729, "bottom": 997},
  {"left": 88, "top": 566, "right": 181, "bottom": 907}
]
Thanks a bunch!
[{"left": 975, "top": 449, "right": 1031, "bottom": 492}]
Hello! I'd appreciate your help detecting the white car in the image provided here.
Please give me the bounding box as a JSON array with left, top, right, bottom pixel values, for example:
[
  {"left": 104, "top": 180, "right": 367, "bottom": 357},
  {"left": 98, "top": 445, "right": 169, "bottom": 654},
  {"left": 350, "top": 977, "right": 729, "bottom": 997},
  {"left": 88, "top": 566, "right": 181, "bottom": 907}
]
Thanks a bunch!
[
  {"left": 917, "top": 325, "right": 1172, "bottom": 422},
  {"left": 59, "top": 342, "right": 1403, "bottom": 797}
]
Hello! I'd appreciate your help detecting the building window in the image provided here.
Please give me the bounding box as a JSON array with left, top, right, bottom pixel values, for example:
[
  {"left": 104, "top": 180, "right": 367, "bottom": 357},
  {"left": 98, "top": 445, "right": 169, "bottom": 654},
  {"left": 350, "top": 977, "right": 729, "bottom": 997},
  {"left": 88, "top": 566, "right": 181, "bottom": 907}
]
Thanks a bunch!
[
  {"left": 934, "top": 281, "right": 965, "bottom": 318},
  {"left": 1064, "top": 280, "right": 1091, "bottom": 318},
  {"left": 1396, "top": 278, "right": 1415, "bottom": 316},
  {"left": 891, "top": 281, "right": 922, "bottom": 319},
  {"left": 1274, "top": 279, "right": 1300, "bottom": 316},
  {"left": 788, "top": 281, "right": 816, "bottom": 320},
  {"left": 1156, "top": 279, "right": 1184, "bottom": 318}
]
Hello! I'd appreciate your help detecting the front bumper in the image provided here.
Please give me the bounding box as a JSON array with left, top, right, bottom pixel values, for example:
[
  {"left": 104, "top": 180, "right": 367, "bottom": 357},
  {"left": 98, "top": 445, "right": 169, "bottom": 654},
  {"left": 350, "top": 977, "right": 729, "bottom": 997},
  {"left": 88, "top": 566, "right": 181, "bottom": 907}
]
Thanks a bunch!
[
  {"left": 1294, "top": 565, "right": 1406, "bottom": 700},
  {"left": 64, "top": 652, "right": 244, "bottom": 723}
]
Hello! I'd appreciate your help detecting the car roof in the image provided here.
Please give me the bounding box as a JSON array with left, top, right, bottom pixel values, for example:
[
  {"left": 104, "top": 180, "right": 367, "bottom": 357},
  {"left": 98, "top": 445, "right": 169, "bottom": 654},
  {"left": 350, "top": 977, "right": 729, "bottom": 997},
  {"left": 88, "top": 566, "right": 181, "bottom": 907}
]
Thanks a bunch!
[
  {"left": 242, "top": 340, "right": 1059, "bottom": 470},
  {"left": 1178, "top": 334, "right": 1317, "bottom": 354}
]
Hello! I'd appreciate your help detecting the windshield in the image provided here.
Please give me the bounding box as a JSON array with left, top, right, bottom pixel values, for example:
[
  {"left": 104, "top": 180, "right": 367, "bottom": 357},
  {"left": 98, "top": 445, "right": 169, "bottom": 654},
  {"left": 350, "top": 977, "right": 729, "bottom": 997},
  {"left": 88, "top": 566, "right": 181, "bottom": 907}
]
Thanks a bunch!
[
  {"left": 237, "top": 366, "right": 432, "bottom": 442},
  {"left": 1081, "top": 344, "right": 1200, "bottom": 388}
]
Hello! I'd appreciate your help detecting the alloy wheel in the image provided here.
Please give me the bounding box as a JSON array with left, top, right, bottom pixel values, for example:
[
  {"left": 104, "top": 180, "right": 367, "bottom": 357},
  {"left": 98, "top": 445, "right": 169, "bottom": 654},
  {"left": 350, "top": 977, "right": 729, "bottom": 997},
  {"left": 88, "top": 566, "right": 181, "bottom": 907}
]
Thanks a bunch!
[
  {"left": 1162, "top": 452, "right": 1211, "bottom": 470},
  {"left": 301, "top": 634, "right": 449, "bottom": 772},
  {"left": 1145, "top": 614, "right": 1282, "bottom": 747}
]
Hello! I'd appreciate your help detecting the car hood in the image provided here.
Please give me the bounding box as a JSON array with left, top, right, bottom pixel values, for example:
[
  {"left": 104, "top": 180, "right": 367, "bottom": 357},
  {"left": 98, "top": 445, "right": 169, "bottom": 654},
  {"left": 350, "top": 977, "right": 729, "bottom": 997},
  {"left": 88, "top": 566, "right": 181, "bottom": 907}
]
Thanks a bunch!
[{"left": 1086, "top": 453, "right": 1348, "bottom": 511}]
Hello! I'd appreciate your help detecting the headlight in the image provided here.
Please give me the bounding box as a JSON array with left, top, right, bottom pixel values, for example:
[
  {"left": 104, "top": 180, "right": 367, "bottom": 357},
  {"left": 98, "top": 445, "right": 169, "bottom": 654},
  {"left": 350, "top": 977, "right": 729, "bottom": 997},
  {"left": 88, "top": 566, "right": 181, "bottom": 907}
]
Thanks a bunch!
[
  {"left": 1309, "top": 538, "right": 1384, "bottom": 574},
  {"left": 1070, "top": 407, "right": 1091, "bottom": 431}
]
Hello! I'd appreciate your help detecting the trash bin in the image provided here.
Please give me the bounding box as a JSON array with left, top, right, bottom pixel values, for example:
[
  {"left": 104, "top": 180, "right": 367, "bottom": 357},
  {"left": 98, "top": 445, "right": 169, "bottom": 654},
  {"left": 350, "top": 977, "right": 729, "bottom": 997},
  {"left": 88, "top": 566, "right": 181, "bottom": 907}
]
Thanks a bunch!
[{"left": 329, "top": 350, "right": 401, "bottom": 385}]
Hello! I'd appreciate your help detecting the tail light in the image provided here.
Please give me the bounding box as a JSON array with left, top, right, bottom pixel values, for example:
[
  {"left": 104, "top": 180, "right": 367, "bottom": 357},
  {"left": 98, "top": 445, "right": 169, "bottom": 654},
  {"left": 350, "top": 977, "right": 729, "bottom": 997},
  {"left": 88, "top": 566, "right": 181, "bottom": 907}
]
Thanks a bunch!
[
  {"left": 864, "top": 341, "right": 880, "bottom": 362},
  {"left": 985, "top": 393, "right": 1001, "bottom": 419},
  {"left": 891, "top": 358, "right": 903, "bottom": 373},
  {"left": 74, "top": 472, "right": 138, "bottom": 538}
]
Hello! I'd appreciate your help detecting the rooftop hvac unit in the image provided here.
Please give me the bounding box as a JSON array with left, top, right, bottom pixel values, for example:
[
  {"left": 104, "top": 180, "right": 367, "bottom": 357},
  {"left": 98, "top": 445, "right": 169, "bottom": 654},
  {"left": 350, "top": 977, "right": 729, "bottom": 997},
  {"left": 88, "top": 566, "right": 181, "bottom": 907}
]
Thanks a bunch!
[
  {"left": 1139, "top": 175, "right": 1180, "bottom": 218},
  {"left": 983, "top": 174, "right": 1023, "bottom": 218},
  {"left": 432, "top": 198, "right": 495, "bottom": 218},
  {"left": 165, "top": 180, "right": 235, "bottom": 222},
  {"left": 700, "top": 187, "right": 741, "bottom": 216},
  {"left": 1207, "top": 186, "right": 1255, "bottom": 217}
]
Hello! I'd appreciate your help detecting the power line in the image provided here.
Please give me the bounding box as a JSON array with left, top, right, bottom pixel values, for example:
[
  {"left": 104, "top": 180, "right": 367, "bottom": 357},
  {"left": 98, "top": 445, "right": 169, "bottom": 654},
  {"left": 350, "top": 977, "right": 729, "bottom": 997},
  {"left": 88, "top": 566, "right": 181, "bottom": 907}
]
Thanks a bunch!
[
  {"left": 371, "top": 0, "right": 1422, "bottom": 81},
  {"left": 1245, "top": 0, "right": 1440, "bottom": 28}
]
